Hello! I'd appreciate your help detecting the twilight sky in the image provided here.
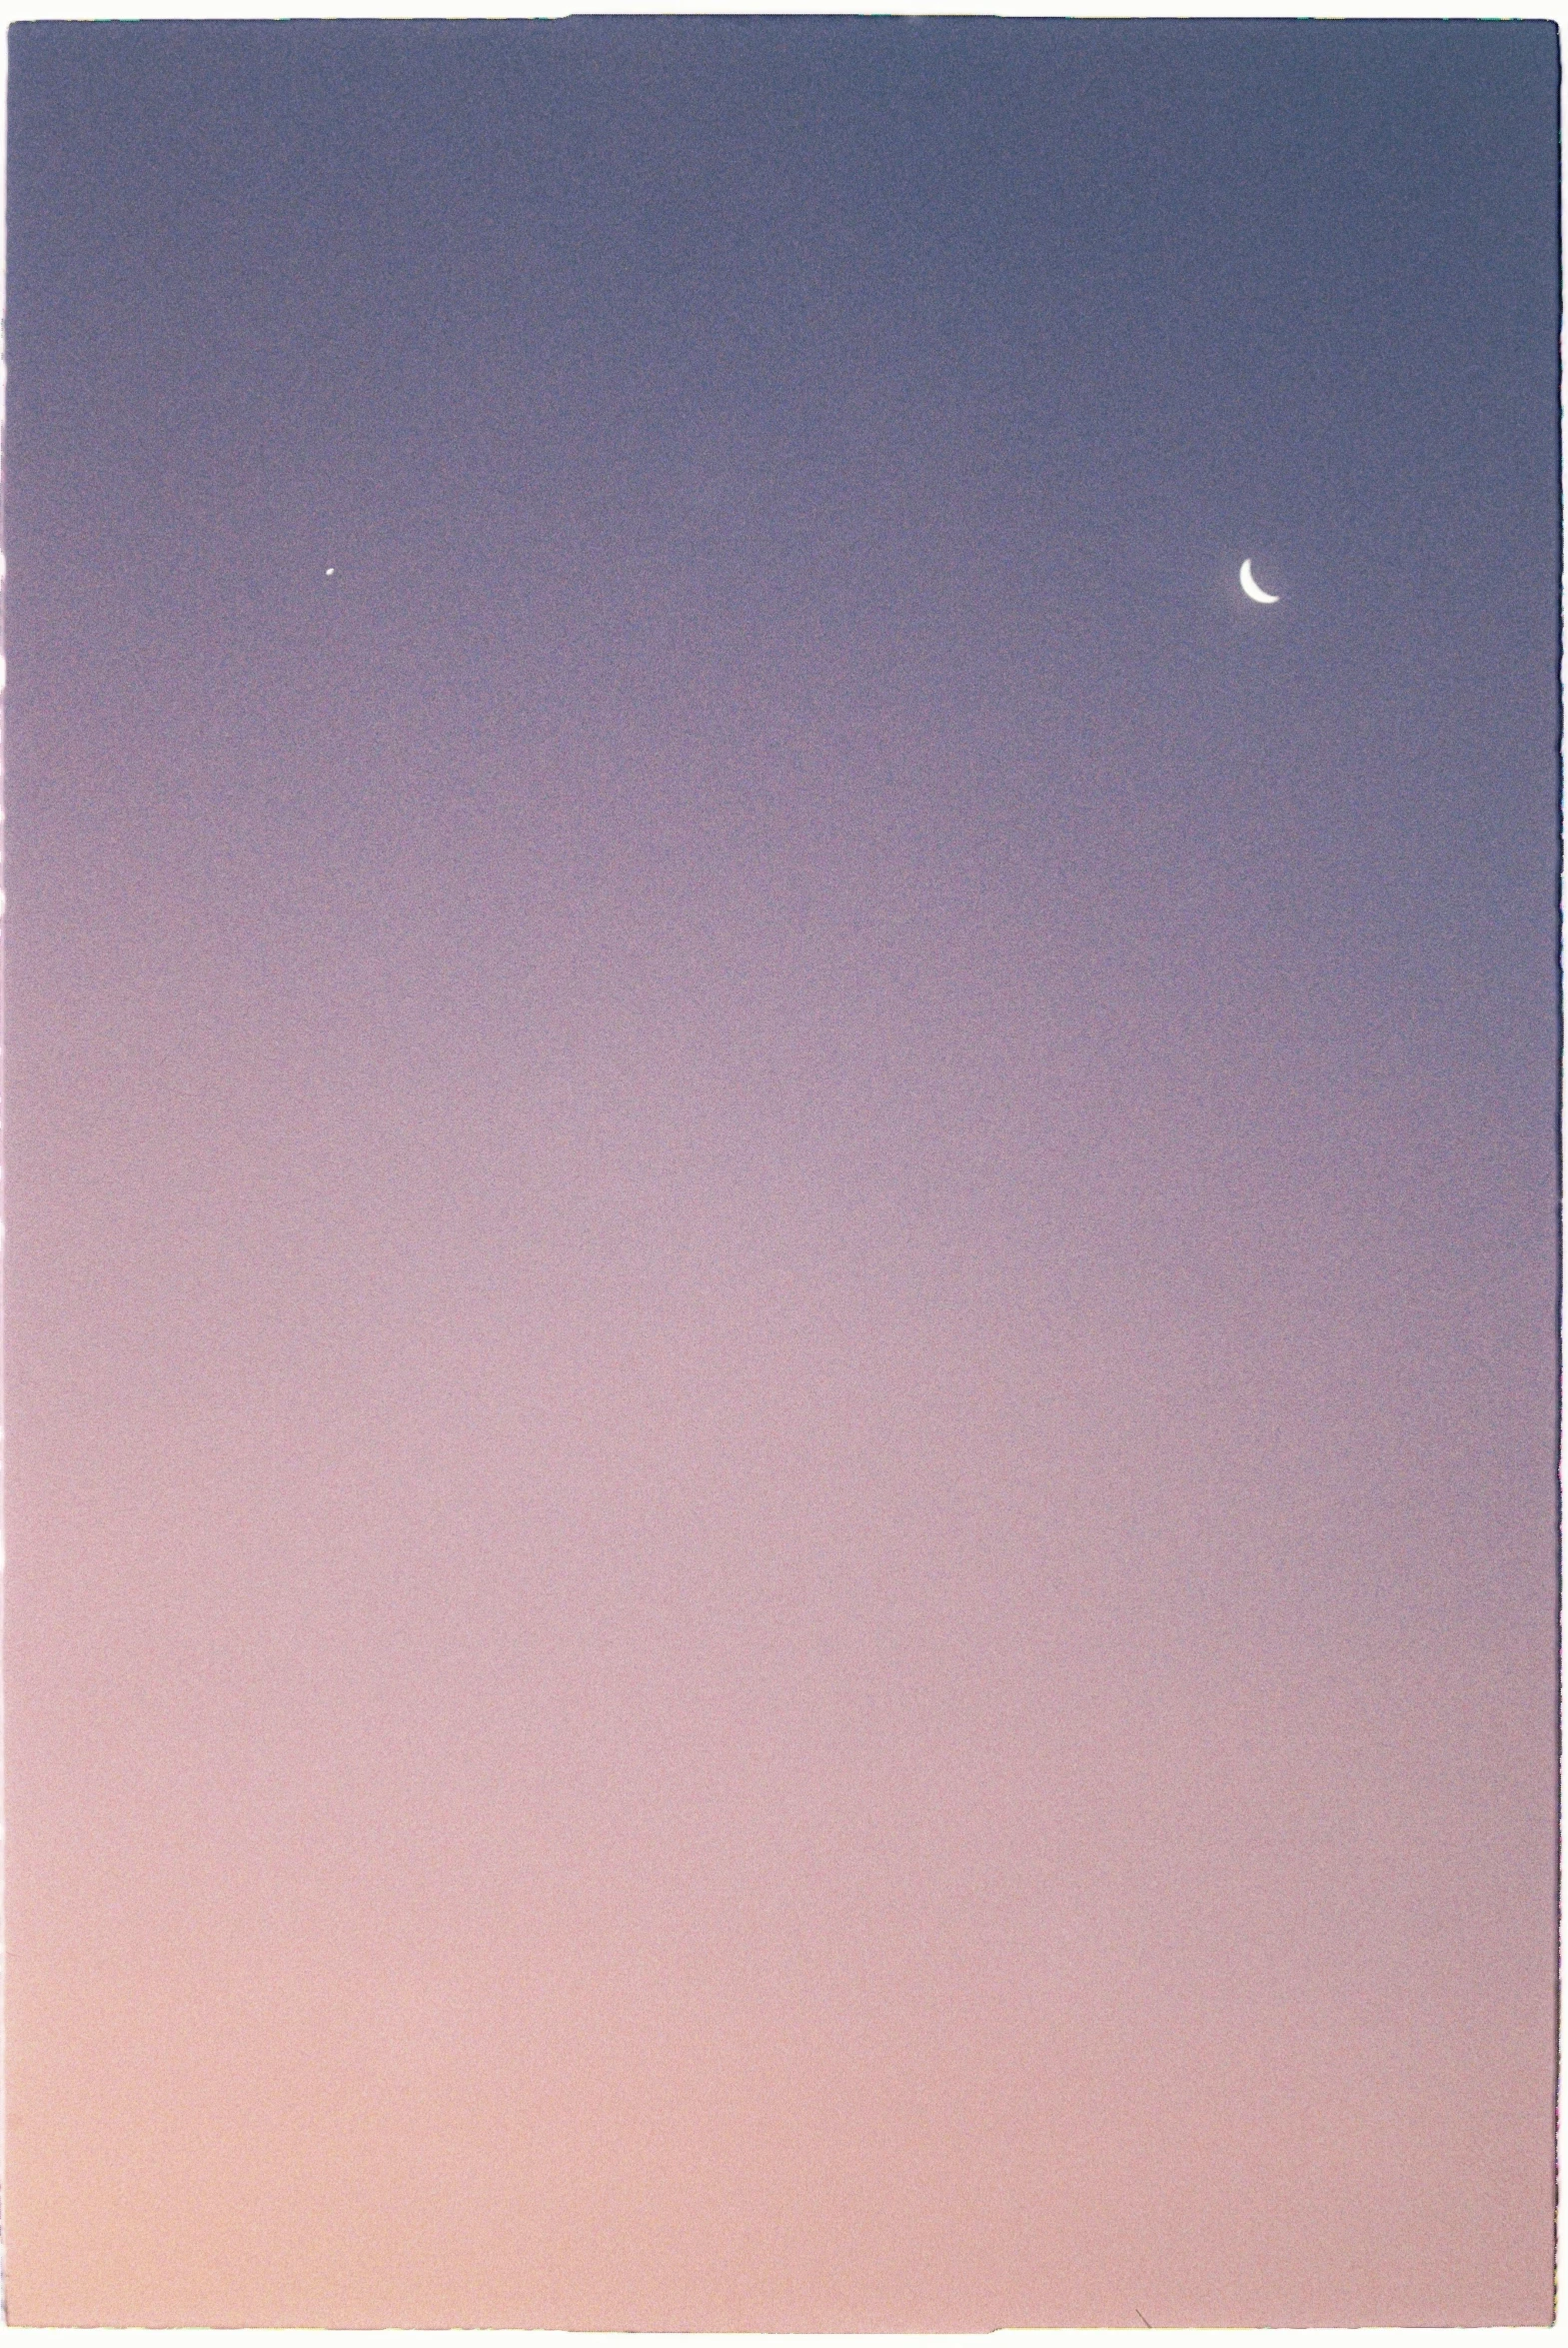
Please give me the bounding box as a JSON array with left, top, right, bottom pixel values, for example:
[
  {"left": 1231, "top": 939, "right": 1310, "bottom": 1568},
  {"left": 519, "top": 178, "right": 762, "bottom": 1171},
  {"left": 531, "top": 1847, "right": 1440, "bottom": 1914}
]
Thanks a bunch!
[{"left": 6, "top": 18, "right": 1559, "bottom": 2328}]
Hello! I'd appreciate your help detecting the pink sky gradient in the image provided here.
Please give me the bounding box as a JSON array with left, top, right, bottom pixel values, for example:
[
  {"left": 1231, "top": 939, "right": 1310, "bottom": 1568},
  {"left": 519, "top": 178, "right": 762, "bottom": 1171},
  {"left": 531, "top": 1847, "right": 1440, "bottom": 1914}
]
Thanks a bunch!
[{"left": 7, "top": 21, "right": 1558, "bottom": 2325}]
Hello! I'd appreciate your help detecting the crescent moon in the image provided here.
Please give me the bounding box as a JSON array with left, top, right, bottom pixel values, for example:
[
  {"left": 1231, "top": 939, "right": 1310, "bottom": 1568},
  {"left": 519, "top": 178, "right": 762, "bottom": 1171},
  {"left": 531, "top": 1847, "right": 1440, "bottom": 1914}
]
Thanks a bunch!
[{"left": 1239, "top": 559, "right": 1279, "bottom": 605}]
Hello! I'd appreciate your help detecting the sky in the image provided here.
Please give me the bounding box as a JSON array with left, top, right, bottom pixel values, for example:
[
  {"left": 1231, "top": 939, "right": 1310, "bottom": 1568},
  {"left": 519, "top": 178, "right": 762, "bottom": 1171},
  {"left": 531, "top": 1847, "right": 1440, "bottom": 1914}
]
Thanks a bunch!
[{"left": 5, "top": 17, "right": 1560, "bottom": 2328}]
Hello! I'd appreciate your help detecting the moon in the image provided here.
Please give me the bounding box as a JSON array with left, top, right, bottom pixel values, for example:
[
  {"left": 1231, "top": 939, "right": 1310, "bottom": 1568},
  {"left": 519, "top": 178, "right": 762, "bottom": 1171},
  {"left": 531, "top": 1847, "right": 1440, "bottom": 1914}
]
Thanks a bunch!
[{"left": 1239, "top": 558, "right": 1279, "bottom": 605}]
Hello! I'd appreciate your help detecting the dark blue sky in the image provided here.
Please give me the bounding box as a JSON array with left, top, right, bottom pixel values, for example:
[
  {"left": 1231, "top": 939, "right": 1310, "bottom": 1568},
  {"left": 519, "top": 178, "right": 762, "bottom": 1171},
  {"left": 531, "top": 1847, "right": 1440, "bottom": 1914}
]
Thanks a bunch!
[{"left": 13, "top": 19, "right": 1559, "bottom": 1047}]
